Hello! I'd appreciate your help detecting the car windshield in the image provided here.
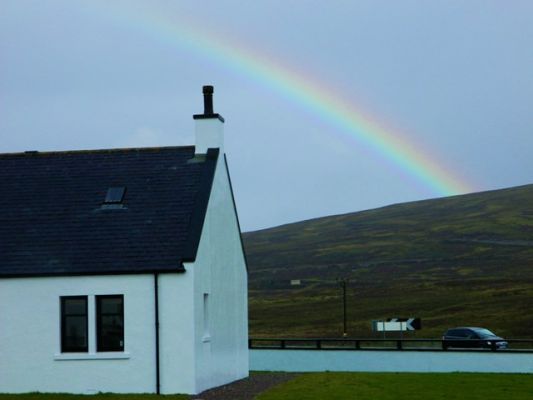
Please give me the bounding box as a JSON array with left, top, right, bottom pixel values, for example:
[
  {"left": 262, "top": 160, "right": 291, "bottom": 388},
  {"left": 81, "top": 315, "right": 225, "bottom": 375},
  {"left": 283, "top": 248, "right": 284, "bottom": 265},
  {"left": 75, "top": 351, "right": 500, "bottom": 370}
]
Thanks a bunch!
[{"left": 473, "top": 328, "right": 496, "bottom": 338}]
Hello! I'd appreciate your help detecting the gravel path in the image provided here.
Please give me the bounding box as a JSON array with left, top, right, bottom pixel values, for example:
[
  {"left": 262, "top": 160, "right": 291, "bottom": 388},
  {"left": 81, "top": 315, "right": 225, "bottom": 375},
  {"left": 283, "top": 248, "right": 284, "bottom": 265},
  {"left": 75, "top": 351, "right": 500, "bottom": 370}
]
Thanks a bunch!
[{"left": 190, "top": 373, "right": 299, "bottom": 400}]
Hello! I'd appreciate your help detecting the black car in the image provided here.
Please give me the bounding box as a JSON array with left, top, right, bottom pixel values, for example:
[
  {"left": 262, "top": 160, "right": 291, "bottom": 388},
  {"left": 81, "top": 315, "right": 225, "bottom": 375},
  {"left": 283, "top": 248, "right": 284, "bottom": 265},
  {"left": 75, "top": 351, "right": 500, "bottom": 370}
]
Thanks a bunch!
[{"left": 442, "top": 327, "right": 508, "bottom": 350}]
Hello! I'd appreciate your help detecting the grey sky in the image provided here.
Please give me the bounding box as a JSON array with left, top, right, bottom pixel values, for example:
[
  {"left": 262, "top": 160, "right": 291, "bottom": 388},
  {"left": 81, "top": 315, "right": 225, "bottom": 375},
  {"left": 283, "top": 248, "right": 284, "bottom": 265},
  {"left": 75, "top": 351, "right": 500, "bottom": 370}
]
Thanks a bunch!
[{"left": 1, "top": 0, "right": 532, "bottom": 231}]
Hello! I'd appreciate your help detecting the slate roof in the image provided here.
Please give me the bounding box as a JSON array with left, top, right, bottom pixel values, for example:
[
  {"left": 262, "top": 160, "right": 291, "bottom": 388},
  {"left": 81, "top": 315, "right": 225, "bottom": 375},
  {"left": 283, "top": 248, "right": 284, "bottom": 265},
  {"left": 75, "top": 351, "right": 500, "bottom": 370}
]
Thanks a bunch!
[{"left": 0, "top": 146, "right": 219, "bottom": 277}]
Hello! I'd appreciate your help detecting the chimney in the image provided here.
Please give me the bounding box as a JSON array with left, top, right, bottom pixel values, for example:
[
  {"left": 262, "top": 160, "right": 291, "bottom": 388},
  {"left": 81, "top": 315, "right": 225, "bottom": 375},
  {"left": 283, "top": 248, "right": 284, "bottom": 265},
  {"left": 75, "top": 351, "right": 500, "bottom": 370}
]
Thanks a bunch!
[{"left": 193, "top": 85, "right": 225, "bottom": 155}]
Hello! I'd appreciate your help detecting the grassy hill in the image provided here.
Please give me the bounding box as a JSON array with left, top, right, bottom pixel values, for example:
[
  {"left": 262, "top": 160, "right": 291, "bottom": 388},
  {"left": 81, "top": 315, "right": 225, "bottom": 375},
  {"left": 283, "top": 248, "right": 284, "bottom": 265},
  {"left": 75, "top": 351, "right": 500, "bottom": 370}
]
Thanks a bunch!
[{"left": 243, "top": 184, "right": 533, "bottom": 339}]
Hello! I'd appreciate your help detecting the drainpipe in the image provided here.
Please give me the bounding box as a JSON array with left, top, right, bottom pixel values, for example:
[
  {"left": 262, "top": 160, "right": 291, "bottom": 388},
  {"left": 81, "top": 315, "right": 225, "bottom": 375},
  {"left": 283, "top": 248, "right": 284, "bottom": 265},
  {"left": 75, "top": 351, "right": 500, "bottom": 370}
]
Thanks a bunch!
[{"left": 154, "top": 273, "right": 160, "bottom": 395}]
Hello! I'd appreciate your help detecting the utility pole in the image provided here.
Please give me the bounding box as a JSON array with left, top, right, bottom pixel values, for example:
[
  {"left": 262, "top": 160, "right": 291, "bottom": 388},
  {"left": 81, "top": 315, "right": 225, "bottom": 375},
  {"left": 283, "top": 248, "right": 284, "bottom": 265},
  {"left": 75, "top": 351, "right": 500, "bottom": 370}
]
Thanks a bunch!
[{"left": 337, "top": 277, "right": 350, "bottom": 337}]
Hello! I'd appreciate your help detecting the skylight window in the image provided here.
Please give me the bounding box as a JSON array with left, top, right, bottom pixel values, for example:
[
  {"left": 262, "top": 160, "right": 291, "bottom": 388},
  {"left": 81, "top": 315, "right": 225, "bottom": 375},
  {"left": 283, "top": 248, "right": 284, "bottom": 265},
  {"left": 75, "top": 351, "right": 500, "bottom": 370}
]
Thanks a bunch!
[{"left": 104, "top": 187, "right": 126, "bottom": 204}]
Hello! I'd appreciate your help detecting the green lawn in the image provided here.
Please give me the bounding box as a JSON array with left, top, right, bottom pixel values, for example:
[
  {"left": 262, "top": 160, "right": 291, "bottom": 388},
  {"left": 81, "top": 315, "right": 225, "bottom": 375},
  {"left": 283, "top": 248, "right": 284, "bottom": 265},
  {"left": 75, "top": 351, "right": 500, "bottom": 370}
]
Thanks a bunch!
[{"left": 256, "top": 372, "right": 533, "bottom": 400}]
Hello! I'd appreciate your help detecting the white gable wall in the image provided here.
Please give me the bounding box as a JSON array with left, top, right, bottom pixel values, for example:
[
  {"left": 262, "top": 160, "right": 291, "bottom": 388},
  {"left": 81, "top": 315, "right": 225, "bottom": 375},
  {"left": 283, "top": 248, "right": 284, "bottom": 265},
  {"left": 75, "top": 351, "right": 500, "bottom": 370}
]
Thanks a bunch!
[
  {"left": 0, "top": 274, "right": 157, "bottom": 394},
  {"left": 189, "top": 154, "right": 249, "bottom": 394}
]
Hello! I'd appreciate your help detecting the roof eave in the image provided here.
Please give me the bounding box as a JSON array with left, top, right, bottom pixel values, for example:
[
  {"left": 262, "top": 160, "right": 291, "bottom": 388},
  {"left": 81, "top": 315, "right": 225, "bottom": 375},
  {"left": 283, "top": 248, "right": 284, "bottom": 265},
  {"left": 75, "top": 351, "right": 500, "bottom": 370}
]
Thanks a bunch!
[{"left": 0, "top": 267, "right": 186, "bottom": 279}]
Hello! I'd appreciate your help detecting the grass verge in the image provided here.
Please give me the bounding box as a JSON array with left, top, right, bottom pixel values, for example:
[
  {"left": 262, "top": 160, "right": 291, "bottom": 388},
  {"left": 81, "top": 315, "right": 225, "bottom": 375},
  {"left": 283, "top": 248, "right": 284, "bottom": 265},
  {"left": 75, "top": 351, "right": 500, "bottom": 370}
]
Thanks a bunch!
[{"left": 256, "top": 372, "right": 533, "bottom": 400}]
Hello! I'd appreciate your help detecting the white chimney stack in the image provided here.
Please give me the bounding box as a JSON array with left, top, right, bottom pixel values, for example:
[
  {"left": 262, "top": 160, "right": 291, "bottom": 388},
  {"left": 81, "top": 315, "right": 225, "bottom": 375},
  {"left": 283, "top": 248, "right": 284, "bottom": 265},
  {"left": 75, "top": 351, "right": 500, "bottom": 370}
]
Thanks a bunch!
[{"left": 193, "top": 85, "right": 225, "bottom": 155}]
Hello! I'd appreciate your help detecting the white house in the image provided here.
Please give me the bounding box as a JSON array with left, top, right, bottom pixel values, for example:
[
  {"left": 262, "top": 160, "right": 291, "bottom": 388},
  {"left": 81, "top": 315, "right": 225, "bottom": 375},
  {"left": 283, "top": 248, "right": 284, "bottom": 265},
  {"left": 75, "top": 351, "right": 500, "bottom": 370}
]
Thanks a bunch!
[{"left": 0, "top": 86, "right": 249, "bottom": 395}]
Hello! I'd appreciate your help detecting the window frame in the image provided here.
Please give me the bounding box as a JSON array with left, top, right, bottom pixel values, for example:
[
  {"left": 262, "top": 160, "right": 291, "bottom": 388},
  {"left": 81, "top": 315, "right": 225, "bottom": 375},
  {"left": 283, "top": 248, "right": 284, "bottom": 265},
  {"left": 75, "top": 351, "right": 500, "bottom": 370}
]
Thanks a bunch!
[
  {"left": 60, "top": 296, "right": 89, "bottom": 353},
  {"left": 96, "top": 294, "right": 125, "bottom": 352}
]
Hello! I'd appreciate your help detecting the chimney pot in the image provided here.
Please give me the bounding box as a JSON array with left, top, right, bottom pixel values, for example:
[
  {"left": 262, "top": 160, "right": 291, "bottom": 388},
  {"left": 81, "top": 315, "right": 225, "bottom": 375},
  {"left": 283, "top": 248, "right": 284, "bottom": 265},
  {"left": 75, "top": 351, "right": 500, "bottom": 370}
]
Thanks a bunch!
[{"left": 203, "top": 85, "right": 214, "bottom": 115}]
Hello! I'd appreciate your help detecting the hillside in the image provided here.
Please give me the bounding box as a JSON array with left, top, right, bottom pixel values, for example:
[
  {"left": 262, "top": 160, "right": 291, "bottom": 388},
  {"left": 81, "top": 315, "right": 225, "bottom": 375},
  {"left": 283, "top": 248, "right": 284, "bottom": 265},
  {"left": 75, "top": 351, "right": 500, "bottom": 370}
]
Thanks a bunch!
[{"left": 243, "top": 184, "right": 533, "bottom": 338}]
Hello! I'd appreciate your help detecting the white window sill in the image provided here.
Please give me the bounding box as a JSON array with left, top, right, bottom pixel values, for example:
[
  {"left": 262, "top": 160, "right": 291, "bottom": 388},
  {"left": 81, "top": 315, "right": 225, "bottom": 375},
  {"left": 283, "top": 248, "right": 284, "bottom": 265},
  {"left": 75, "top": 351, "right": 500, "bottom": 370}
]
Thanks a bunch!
[
  {"left": 202, "top": 335, "right": 211, "bottom": 343},
  {"left": 54, "top": 352, "right": 130, "bottom": 361}
]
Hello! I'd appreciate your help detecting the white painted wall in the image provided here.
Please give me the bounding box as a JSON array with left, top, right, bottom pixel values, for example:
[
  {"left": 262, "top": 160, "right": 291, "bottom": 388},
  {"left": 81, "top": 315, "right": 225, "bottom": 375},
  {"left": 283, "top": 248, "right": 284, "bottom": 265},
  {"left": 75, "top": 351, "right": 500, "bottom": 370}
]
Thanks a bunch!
[
  {"left": 250, "top": 349, "right": 533, "bottom": 373},
  {"left": 195, "top": 119, "right": 224, "bottom": 155},
  {"left": 158, "top": 272, "right": 197, "bottom": 394},
  {"left": 190, "top": 154, "right": 249, "bottom": 393},
  {"left": 0, "top": 275, "right": 157, "bottom": 394}
]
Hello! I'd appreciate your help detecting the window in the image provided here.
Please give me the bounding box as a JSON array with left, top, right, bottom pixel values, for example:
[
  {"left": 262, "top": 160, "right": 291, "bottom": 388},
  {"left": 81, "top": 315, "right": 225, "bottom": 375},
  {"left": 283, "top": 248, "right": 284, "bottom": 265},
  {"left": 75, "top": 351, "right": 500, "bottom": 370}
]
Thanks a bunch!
[
  {"left": 61, "top": 296, "right": 88, "bottom": 352},
  {"left": 96, "top": 295, "right": 124, "bottom": 352},
  {"left": 104, "top": 187, "right": 126, "bottom": 204},
  {"left": 474, "top": 328, "right": 496, "bottom": 338},
  {"left": 59, "top": 294, "right": 126, "bottom": 355},
  {"left": 203, "top": 293, "right": 210, "bottom": 338},
  {"left": 458, "top": 329, "right": 470, "bottom": 338},
  {"left": 101, "top": 187, "right": 127, "bottom": 209}
]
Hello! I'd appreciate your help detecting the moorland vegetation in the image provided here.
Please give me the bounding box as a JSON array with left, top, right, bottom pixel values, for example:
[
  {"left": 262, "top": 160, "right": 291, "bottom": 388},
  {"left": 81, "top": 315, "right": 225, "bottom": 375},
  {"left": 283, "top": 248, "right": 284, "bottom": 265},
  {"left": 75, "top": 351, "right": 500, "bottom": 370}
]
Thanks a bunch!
[{"left": 244, "top": 184, "right": 533, "bottom": 339}]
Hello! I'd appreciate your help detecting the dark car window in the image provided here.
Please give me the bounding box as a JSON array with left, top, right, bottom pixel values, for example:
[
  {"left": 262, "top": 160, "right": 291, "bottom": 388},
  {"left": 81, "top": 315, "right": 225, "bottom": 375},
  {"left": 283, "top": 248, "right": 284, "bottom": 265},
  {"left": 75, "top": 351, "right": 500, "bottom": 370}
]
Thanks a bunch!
[
  {"left": 446, "top": 329, "right": 462, "bottom": 337},
  {"left": 451, "top": 329, "right": 469, "bottom": 338},
  {"left": 473, "top": 328, "right": 496, "bottom": 338},
  {"left": 466, "top": 330, "right": 479, "bottom": 339},
  {"left": 446, "top": 328, "right": 486, "bottom": 338}
]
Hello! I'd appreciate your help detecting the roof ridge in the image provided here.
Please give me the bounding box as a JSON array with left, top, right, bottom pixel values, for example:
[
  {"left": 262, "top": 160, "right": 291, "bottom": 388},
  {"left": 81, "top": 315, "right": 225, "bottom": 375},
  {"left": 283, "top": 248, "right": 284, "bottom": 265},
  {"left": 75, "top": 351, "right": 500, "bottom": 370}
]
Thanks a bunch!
[{"left": 0, "top": 145, "right": 195, "bottom": 157}]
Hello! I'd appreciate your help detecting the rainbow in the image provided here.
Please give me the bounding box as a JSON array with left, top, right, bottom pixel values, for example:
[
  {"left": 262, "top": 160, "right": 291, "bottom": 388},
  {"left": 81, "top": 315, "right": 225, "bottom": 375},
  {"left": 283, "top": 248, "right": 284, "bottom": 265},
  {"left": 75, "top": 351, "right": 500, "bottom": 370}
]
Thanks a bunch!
[{"left": 93, "top": 2, "right": 474, "bottom": 196}]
